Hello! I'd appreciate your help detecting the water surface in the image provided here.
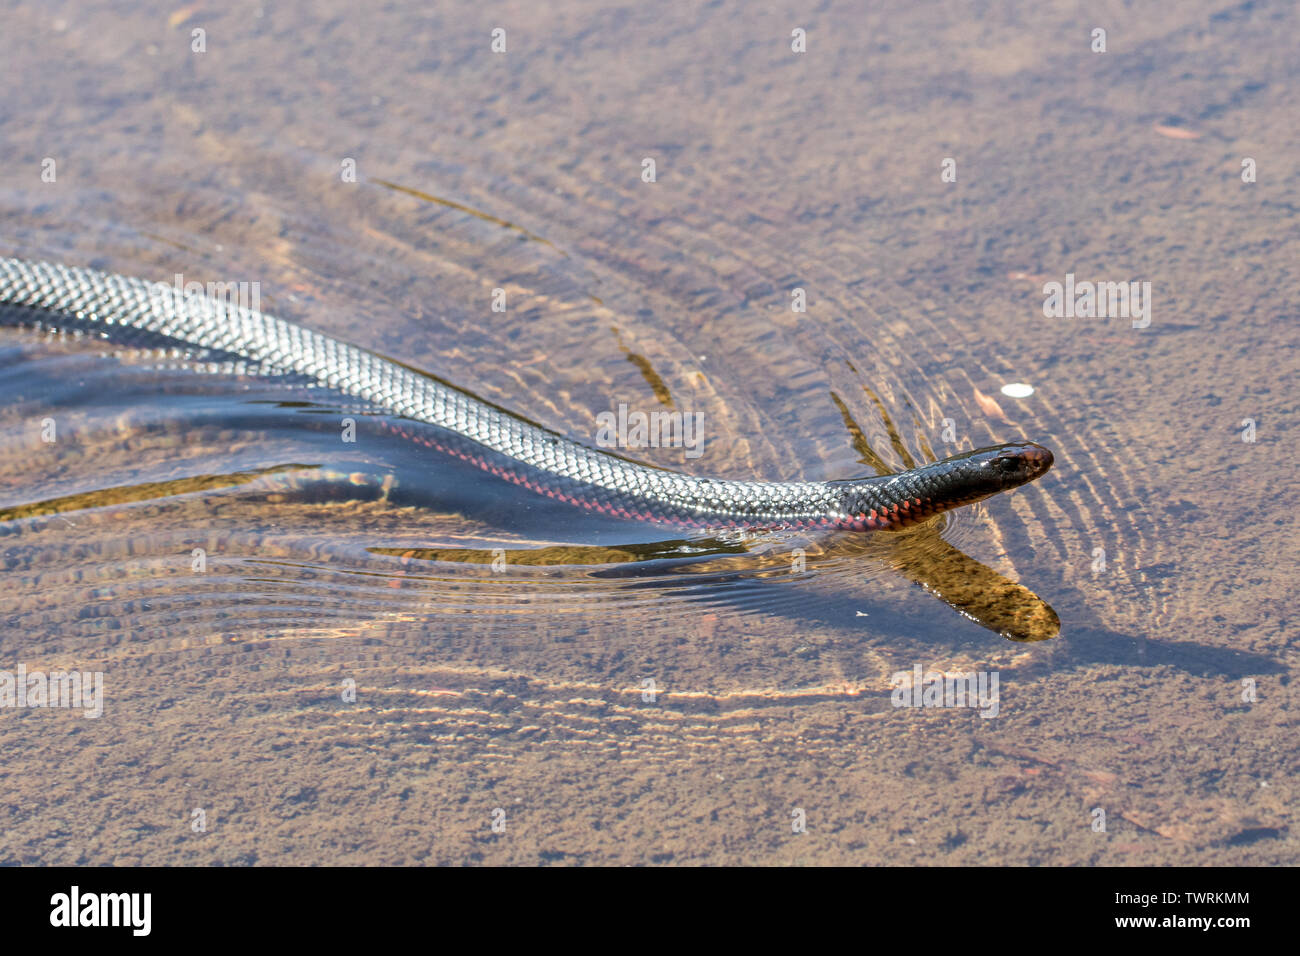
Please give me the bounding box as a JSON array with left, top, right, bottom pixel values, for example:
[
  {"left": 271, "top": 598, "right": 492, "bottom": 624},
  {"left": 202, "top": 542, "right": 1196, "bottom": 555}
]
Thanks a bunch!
[{"left": 0, "top": 0, "right": 1295, "bottom": 864}]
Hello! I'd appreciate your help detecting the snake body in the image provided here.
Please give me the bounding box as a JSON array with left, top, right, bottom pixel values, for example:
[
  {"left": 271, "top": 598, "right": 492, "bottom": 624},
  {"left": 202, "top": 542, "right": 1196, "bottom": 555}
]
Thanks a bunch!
[{"left": 0, "top": 257, "right": 1052, "bottom": 530}]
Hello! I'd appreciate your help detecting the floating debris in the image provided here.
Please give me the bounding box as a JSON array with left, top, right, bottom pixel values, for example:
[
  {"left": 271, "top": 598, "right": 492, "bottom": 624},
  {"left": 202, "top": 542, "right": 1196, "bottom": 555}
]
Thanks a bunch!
[
  {"left": 973, "top": 386, "right": 1013, "bottom": 424},
  {"left": 1153, "top": 121, "right": 1202, "bottom": 140}
]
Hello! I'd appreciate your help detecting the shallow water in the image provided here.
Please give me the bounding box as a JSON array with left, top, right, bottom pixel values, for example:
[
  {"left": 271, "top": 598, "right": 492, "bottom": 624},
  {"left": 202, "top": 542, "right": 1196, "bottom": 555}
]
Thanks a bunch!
[{"left": 0, "top": 0, "right": 1295, "bottom": 864}]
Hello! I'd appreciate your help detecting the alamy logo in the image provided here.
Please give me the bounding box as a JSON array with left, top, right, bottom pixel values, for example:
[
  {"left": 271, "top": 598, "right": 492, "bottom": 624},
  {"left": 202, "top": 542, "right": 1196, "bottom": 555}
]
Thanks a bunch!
[
  {"left": 1042, "top": 273, "right": 1151, "bottom": 328},
  {"left": 49, "top": 886, "right": 151, "bottom": 936},
  {"left": 152, "top": 273, "right": 261, "bottom": 313},
  {"left": 595, "top": 403, "right": 705, "bottom": 459},
  {"left": 0, "top": 663, "right": 103, "bottom": 718},
  {"left": 890, "top": 664, "right": 999, "bottom": 718}
]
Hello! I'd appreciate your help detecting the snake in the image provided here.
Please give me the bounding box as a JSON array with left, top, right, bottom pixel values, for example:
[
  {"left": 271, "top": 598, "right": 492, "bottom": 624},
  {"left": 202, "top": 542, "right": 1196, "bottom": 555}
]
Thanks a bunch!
[{"left": 0, "top": 257, "right": 1053, "bottom": 531}]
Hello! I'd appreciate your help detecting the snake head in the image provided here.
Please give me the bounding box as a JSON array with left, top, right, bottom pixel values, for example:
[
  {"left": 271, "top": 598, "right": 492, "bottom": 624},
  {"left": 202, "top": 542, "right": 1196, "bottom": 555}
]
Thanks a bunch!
[
  {"left": 972, "top": 440, "right": 1054, "bottom": 491},
  {"left": 832, "top": 440, "right": 1054, "bottom": 530},
  {"left": 932, "top": 441, "right": 1054, "bottom": 508}
]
